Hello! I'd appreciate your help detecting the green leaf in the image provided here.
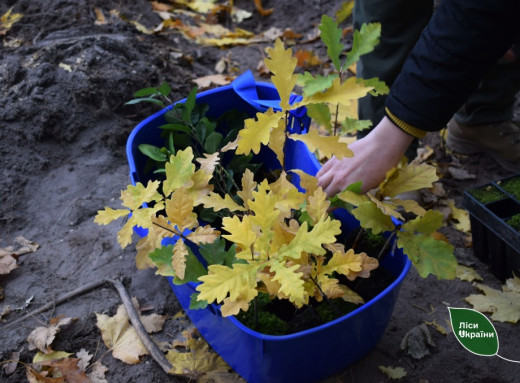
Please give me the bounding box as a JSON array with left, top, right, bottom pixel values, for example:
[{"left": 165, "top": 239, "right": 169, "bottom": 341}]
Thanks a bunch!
[
  {"left": 182, "top": 87, "right": 198, "bottom": 121},
  {"left": 149, "top": 245, "right": 207, "bottom": 283},
  {"left": 125, "top": 97, "right": 165, "bottom": 107},
  {"left": 168, "top": 132, "right": 176, "bottom": 155},
  {"left": 198, "top": 238, "right": 232, "bottom": 266},
  {"left": 204, "top": 131, "right": 223, "bottom": 153},
  {"left": 319, "top": 15, "right": 344, "bottom": 71},
  {"left": 189, "top": 292, "right": 208, "bottom": 310},
  {"left": 351, "top": 201, "right": 394, "bottom": 234},
  {"left": 306, "top": 103, "right": 332, "bottom": 131},
  {"left": 397, "top": 232, "right": 456, "bottom": 279},
  {"left": 344, "top": 22, "right": 381, "bottom": 69},
  {"left": 356, "top": 77, "right": 389, "bottom": 96},
  {"left": 138, "top": 144, "right": 168, "bottom": 162},
  {"left": 298, "top": 72, "right": 338, "bottom": 97},
  {"left": 448, "top": 307, "right": 499, "bottom": 356},
  {"left": 340, "top": 118, "right": 372, "bottom": 134},
  {"left": 401, "top": 210, "right": 444, "bottom": 236},
  {"left": 133, "top": 87, "right": 158, "bottom": 97},
  {"left": 159, "top": 123, "right": 191, "bottom": 133},
  {"left": 158, "top": 81, "right": 171, "bottom": 97}
]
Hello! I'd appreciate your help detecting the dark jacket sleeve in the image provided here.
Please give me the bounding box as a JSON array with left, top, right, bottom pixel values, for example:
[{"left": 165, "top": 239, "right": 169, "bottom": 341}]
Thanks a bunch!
[{"left": 385, "top": 0, "right": 520, "bottom": 133}]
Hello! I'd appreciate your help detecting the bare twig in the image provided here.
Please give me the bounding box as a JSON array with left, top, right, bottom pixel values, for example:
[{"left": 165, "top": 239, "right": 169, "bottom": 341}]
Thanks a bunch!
[
  {"left": 2, "top": 278, "right": 108, "bottom": 330},
  {"left": 105, "top": 277, "right": 175, "bottom": 376}
]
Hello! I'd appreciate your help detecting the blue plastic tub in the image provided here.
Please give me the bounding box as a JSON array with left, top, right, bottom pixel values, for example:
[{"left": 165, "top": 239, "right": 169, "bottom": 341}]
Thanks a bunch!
[{"left": 126, "top": 72, "right": 411, "bottom": 383}]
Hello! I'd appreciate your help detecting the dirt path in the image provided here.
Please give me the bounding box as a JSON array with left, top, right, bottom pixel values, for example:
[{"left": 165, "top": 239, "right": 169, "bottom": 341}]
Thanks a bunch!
[{"left": 1, "top": 1, "right": 519, "bottom": 382}]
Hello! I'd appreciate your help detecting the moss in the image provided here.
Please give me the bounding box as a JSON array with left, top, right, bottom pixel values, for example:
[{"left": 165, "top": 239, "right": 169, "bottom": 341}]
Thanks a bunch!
[
  {"left": 235, "top": 293, "right": 288, "bottom": 335},
  {"left": 468, "top": 185, "right": 505, "bottom": 204},
  {"left": 506, "top": 213, "right": 520, "bottom": 231},
  {"left": 500, "top": 176, "right": 520, "bottom": 201}
]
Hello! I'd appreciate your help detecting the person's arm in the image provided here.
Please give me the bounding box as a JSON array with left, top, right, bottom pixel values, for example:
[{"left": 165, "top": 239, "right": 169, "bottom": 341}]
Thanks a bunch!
[{"left": 316, "top": 116, "right": 413, "bottom": 196}]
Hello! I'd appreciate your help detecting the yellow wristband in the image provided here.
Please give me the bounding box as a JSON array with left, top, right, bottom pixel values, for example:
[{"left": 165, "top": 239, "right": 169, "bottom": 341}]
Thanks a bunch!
[{"left": 385, "top": 107, "right": 427, "bottom": 139}]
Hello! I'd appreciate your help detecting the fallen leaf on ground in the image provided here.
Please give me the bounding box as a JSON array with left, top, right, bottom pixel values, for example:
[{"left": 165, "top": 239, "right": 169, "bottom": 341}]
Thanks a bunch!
[
  {"left": 27, "top": 317, "right": 75, "bottom": 354},
  {"left": 33, "top": 351, "right": 73, "bottom": 363},
  {"left": 400, "top": 323, "right": 435, "bottom": 359},
  {"left": 166, "top": 327, "right": 231, "bottom": 379},
  {"left": 76, "top": 349, "right": 92, "bottom": 371},
  {"left": 87, "top": 362, "right": 109, "bottom": 383},
  {"left": 446, "top": 199, "right": 471, "bottom": 233},
  {"left": 447, "top": 166, "right": 476, "bottom": 180},
  {"left": 2, "top": 351, "right": 19, "bottom": 375},
  {"left": 27, "top": 358, "right": 89, "bottom": 383},
  {"left": 0, "top": 254, "right": 17, "bottom": 275},
  {"left": 96, "top": 304, "right": 148, "bottom": 364},
  {"left": 0, "top": 7, "right": 23, "bottom": 36},
  {"left": 253, "top": 0, "right": 273, "bottom": 16},
  {"left": 456, "top": 264, "right": 483, "bottom": 282},
  {"left": 379, "top": 365, "right": 407, "bottom": 380},
  {"left": 424, "top": 320, "right": 450, "bottom": 335},
  {"left": 192, "top": 74, "right": 234, "bottom": 89},
  {"left": 465, "top": 277, "right": 520, "bottom": 323}
]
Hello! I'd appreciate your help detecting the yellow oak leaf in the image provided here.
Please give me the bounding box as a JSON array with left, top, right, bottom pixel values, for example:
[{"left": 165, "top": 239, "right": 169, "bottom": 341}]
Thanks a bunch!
[
  {"left": 322, "top": 248, "right": 362, "bottom": 278},
  {"left": 172, "top": 240, "right": 188, "bottom": 279},
  {"left": 339, "top": 285, "right": 365, "bottom": 304},
  {"left": 270, "top": 260, "right": 307, "bottom": 307},
  {"left": 289, "top": 169, "right": 319, "bottom": 195},
  {"left": 163, "top": 148, "right": 196, "bottom": 196},
  {"left": 265, "top": 38, "right": 298, "bottom": 110},
  {"left": 352, "top": 201, "right": 395, "bottom": 234},
  {"left": 337, "top": 189, "right": 369, "bottom": 206},
  {"left": 135, "top": 225, "right": 170, "bottom": 270},
  {"left": 237, "top": 169, "right": 257, "bottom": 210},
  {"left": 268, "top": 118, "right": 287, "bottom": 166},
  {"left": 391, "top": 198, "right": 427, "bottom": 217},
  {"left": 196, "top": 152, "right": 220, "bottom": 174},
  {"left": 347, "top": 252, "right": 379, "bottom": 280},
  {"left": 165, "top": 188, "right": 198, "bottom": 231},
  {"left": 222, "top": 215, "right": 257, "bottom": 259},
  {"left": 186, "top": 169, "right": 214, "bottom": 205},
  {"left": 236, "top": 109, "right": 282, "bottom": 155},
  {"left": 249, "top": 180, "right": 280, "bottom": 231},
  {"left": 279, "top": 216, "right": 341, "bottom": 259},
  {"left": 220, "top": 137, "right": 239, "bottom": 152},
  {"left": 187, "top": 225, "right": 219, "bottom": 245},
  {"left": 130, "top": 203, "right": 165, "bottom": 229},
  {"left": 96, "top": 305, "right": 148, "bottom": 364},
  {"left": 317, "top": 275, "right": 344, "bottom": 299},
  {"left": 289, "top": 129, "right": 353, "bottom": 160},
  {"left": 307, "top": 187, "right": 331, "bottom": 224},
  {"left": 120, "top": 180, "right": 161, "bottom": 211},
  {"left": 196, "top": 263, "right": 260, "bottom": 304},
  {"left": 220, "top": 287, "right": 257, "bottom": 317},
  {"left": 199, "top": 192, "right": 245, "bottom": 212},
  {"left": 270, "top": 172, "right": 306, "bottom": 216},
  {"left": 258, "top": 270, "right": 282, "bottom": 296},
  {"left": 465, "top": 282, "right": 520, "bottom": 323},
  {"left": 379, "top": 162, "right": 438, "bottom": 198},
  {"left": 367, "top": 194, "right": 404, "bottom": 221},
  {"left": 297, "top": 77, "right": 373, "bottom": 107},
  {"left": 94, "top": 207, "right": 129, "bottom": 225},
  {"left": 117, "top": 216, "right": 137, "bottom": 249}
]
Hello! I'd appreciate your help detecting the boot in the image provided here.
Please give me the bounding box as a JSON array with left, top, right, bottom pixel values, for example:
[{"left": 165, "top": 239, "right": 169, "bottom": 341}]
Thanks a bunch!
[{"left": 446, "top": 119, "right": 520, "bottom": 172}]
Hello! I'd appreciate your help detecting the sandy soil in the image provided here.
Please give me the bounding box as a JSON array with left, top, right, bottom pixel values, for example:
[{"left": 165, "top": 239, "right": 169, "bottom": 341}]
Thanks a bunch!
[{"left": 1, "top": 1, "right": 519, "bottom": 382}]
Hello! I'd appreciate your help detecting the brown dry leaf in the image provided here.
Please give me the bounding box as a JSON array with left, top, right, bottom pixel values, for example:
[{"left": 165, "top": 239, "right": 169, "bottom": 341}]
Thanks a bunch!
[
  {"left": 424, "top": 320, "right": 450, "bottom": 335},
  {"left": 27, "top": 318, "right": 75, "bottom": 354},
  {"left": 109, "top": 10, "right": 153, "bottom": 34},
  {"left": 141, "top": 312, "right": 168, "bottom": 334},
  {"left": 27, "top": 358, "right": 89, "bottom": 383},
  {"left": 294, "top": 49, "right": 322, "bottom": 68},
  {"left": 253, "top": 0, "right": 273, "bottom": 16},
  {"left": 166, "top": 328, "right": 230, "bottom": 379},
  {"left": 0, "top": 8, "right": 23, "bottom": 36},
  {"left": 447, "top": 166, "right": 476, "bottom": 180},
  {"left": 150, "top": 1, "right": 173, "bottom": 12},
  {"left": 95, "top": 305, "right": 148, "bottom": 364},
  {"left": 192, "top": 74, "right": 234, "bottom": 89}
]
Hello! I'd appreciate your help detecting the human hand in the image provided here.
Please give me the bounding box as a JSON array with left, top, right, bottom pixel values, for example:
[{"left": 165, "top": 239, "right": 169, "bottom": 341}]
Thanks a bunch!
[{"left": 316, "top": 117, "right": 415, "bottom": 197}]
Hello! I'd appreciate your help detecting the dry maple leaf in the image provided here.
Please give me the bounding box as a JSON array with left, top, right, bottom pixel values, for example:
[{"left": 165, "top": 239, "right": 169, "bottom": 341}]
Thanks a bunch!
[{"left": 27, "top": 358, "right": 89, "bottom": 383}]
